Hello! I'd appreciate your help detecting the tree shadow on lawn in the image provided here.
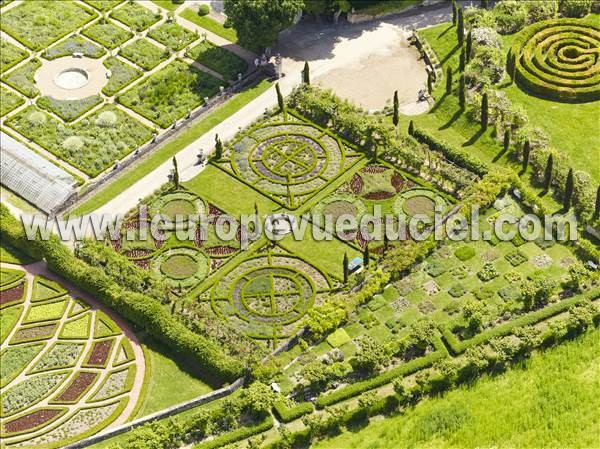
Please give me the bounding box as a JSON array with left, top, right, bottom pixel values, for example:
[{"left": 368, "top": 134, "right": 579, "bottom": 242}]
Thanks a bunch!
[
  {"left": 440, "top": 43, "right": 460, "bottom": 65},
  {"left": 429, "top": 92, "right": 448, "bottom": 113},
  {"left": 462, "top": 127, "right": 486, "bottom": 147},
  {"left": 439, "top": 107, "right": 463, "bottom": 130}
]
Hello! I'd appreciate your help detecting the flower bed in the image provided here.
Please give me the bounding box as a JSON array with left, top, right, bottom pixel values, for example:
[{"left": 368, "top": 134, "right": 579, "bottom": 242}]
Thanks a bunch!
[
  {"left": 1, "top": 58, "right": 42, "bottom": 98},
  {"left": 148, "top": 22, "right": 198, "bottom": 51},
  {"left": 0, "top": 38, "right": 29, "bottom": 72},
  {"left": 43, "top": 35, "right": 105, "bottom": 60},
  {"left": 151, "top": 247, "right": 210, "bottom": 289},
  {"left": 81, "top": 19, "right": 133, "bottom": 49},
  {"left": 185, "top": 39, "right": 248, "bottom": 80},
  {"left": 119, "top": 38, "right": 168, "bottom": 70},
  {"left": 110, "top": 2, "right": 160, "bottom": 32}
]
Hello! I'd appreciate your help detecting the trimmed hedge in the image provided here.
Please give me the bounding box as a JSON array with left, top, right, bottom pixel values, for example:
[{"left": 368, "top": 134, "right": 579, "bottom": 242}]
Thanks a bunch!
[
  {"left": 412, "top": 128, "right": 489, "bottom": 177},
  {"left": 510, "top": 17, "right": 600, "bottom": 103},
  {"left": 441, "top": 287, "right": 600, "bottom": 354},
  {"left": 193, "top": 415, "right": 273, "bottom": 449},
  {"left": 273, "top": 400, "right": 314, "bottom": 423},
  {"left": 0, "top": 205, "right": 244, "bottom": 382},
  {"left": 315, "top": 335, "right": 448, "bottom": 408}
]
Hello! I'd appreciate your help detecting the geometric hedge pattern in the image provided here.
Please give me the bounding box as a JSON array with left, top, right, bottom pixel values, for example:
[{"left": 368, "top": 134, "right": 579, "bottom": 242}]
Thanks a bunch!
[
  {"left": 0, "top": 268, "right": 141, "bottom": 448},
  {"left": 513, "top": 18, "right": 600, "bottom": 102},
  {"left": 217, "top": 112, "right": 365, "bottom": 209}
]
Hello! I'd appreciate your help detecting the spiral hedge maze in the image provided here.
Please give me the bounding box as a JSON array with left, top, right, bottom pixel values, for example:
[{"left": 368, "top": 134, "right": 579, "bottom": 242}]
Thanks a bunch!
[
  {"left": 0, "top": 268, "right": 142, "bottom": 448},
  {"left": 511, "top": 18, "right": 600, "bottom": 102},
  {"left": 217, "top": 113, "right": 364, "bottom": 209},
  {"left": 113, "top": 190, "right": 244, "bottom": 294},
  {"left": 206, "top": 245, "right": 333, "bottom": 342}
]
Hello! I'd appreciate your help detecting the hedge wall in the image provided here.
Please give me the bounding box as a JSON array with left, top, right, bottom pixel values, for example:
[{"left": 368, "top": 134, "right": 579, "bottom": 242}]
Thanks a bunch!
[
  {"left": 440, "top": 287, "right": 600, "bottom": 354},
  {"left": 192, "top": 415, "right": 273, "bottom": 449},
  {"left": 272, "top": 400, "right": 314, "bottom": 423},
  {"left": 0, "top": 206, "right": 244, "bottom": 382}
]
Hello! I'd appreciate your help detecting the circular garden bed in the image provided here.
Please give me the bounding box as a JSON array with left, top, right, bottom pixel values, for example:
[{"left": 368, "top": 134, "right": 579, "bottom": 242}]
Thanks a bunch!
[
  {"left": 148, "top": 191, "right": 205, "bottom": 227},
  {"left": 393, "top": 188, "right": 447, "bottom": 218},
  {"left": 313, "top": 193, "right": 367, "bottom": 224},
  {"left": 152, "top": 248, "right": 209, "bottom": 288}
]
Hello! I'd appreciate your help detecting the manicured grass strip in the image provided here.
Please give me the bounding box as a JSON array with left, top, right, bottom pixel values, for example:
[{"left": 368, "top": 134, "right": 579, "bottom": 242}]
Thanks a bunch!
[
  {"left": 71, "top": 79, "right": 272, "bottom": 216},
  {"left": 180, "top": 8, "right": 238, "bottom": 43},
  {"left": 151, "top": 0, "right": 181, "bottom": 12},
  {"left": 185, "top": 164, "right": 280, "bottom": 217},
  {"left": 186, "top": 40, "right": 248, "bottom": 81}
]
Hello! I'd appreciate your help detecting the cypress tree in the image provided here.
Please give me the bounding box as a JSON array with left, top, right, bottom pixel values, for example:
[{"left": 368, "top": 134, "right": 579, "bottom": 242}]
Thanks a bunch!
[
  {"left": 254, "top": 202, "right": 259, "bottom": 217},
  {"left": 544, "top": 154, "right": 553, "bottom": 191},
  {"left": 459, "top": 45, "right": 466, "bottom": 72},
  {"left": 393, "top": 90, "right": 399, "bottom": 129},
  {"left": 481, "top": 92, "right": 489, "bottom": 129},
  {"left": 466, "top": 30, "right": 473, "bottom": 62},
  {"left": 215, "top": 134, "right": 223, "bottom": 159},
  {"left": 457, "top": 8, "right": 464, "bottom": 45},
  {"left": 510, "top": 53, "right": 517, "bottom": 83},
  {"left": 408, "top": 120, "right": 415, "bottom": 136},
  {"left": 481, "top": 0, "right": 488, "bottom": 9},
  {"left": 343, "top": 252, "right": 349, "bottom": 284},
  {"left": 452, "top": 0, "right": 457, "bottom": 25},
  {"left": 564, "top": 168, "right": 574, "bottom": 210},
  {"left": 384, "top": 233, "right": 389, "bottom": 252},
  {"left": 522, "top": 140, "right": 530, "bottom": 171},
  {"left": 364, "top": 244, "right": 369, "bottom": 268},
  {"left": 594, "top": 186, "right": 600, "bottom": 218},
  {"left": 275, "top": 82, "right": 284, "bottom": 113},
  {"left": 446, "top": 66, "right": 453, "bottom": 94},
  {"left": 458, "top": 74, "right": 466, "bottom": 109},
  {"left": 503, "top": 129, "right": 510, "bottom": 153},
  {"left": 427, "top": 71, "right": 434, "bottom": 95},
  {"left": 302, "top": 61, "right": 310, "bottom": 85},
  {"left": 172, "top": 156, "right": 179, "bottom": 189}
]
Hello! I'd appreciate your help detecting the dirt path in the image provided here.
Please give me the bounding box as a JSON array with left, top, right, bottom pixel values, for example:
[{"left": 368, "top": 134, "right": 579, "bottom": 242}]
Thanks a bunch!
[{"left": 0, "top": 261, "right": 146, "bottom": 428}]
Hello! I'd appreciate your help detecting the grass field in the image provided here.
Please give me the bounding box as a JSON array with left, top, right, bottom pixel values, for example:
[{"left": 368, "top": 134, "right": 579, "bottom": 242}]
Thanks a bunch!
[
  {"left": 315, "top": 327, "right": 600, "bottom": 449},
  {"left": 70, "top": 79, "right": 272, "bottom": 216},
  {"left": 418, "top": 22, "right": 600, "bottom": 183},
  {"left": 180, "top": 8, "right": 238, "bottom": 43}
]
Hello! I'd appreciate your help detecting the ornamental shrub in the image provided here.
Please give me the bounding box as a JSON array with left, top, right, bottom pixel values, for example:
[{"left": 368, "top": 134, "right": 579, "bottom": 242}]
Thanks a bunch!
[
  {"left": 198, "top": 4, "right": 210, "bottom": 16},
  {"left": 493, "top": 0, "right": 528, "bottom": 34},
  {"left": 559, "top": 0, "right": 593, "bottom": 17},
  {"left": 527, "top": 0, "right": 558, "bottom": 22}
]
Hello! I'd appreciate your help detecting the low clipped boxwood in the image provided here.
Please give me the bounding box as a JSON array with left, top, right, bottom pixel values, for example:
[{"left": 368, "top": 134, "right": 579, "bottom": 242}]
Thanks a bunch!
[{"left": 273, "top": 400, "right": 314, "bottom": 423}]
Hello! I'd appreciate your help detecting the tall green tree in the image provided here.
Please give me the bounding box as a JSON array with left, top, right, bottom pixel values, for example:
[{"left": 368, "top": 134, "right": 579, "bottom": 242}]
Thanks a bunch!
[
  {"left": 594, "top": 186, "right": 600, "bottom": 218},
  {"left": 275, "top": 82, "right": 284, "bottom": 113},
  {"left": 223, "top": 0, "right": 304, "bottom": 49},
  {"left": 544, "top": 154, "right": 554, "bottom": 191},
  {"left": 452, "top": 0, "right": 457, "bottom": 25},
  {"left": 427, "top": 71, "right": 434, "bottom": 95},
  {"left": 458, "top": 74, "right": 466, "bottom": 109},
  {"left": 481, "top": 92, "right": 489, "bottom": 129},
  {"left": 172, "top": 156, "right": 179, "bottom": 189},
  {"left": 446, "top": 66, "right": 453, "bottom": 94},
  {"left": 393, "top": 90, "right": 399, "bottom": 130},
  {"left": 564, "top": 168, "right": 574, "bottom": 210},
  {"left": 363, "top": 244, "right": 369, "bottom": 268},
  {"left": 522, "top": 140, "right": 530, "bottom": 171},
  {"left": 465, "top": 30, "right": 473, "bottom": 62},
  {"left": 408, "top": 120, "right": 415, "bottom": 136},
  {"left": 343, "top": 252, "right": 349, "bottom": 284},
  {"left": 215, "top": 134, "right": 223, "bottom": 159},
  {"left": 510, "top": 52, "right": 517, "bottom": 83},
  {"left": 503, "top": 129, "right": 510, "bottom": 153},
  {"left": 459, "top": 45, "right": 466, "bottom": 72},
  {"left": 481, "top": 0, "right": 489, "bottom": 9},
  {"left": 302, "top": 61, "right": 310, "bottom": 84},
  {"left": 457, "top": 7, "right": 464, "bottom": 45}
]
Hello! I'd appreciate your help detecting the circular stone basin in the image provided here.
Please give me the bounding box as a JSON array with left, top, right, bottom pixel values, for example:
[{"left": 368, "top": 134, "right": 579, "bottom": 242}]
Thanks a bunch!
[
  {"left": 161, "top": 254, "right": 198, "bottom": 280},
  {"left": 55, "top": 68, "right": 89, "bottom": 90}
]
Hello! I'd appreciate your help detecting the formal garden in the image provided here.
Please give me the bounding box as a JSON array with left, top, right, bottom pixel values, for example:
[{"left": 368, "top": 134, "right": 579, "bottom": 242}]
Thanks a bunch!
[
  {"left": 0, "top": 264, "right": 143, "bottom": 448},
  {"left": 0, "top": 0, "right": 250, "bottom": 181},
  {"left": 0, "top": 1, "right": 599, "bottom": 449}
]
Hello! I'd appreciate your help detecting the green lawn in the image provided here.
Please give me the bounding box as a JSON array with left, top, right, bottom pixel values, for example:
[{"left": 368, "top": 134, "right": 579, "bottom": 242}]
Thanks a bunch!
[
  {"left": 0, "top": 241, "right": 37, "bottom": 265},
  {"left": 315, "top": 327, "right": 600, "bottom": 449},
  {"left": 184, "top": 164, "right": 280, "bottom": 217},
  {"left": 180, "top": 8, "right": 238, "bottom": 43},
  {"left": 70, "top": 79, "right": 272, "bottom": 216},
  {"left": 418, "top": 22, "right": 600, "bottom": 183},
  {"left": 136, "top": 338, "right": 213, "bottom": 418},
  {"left": 151, "top": 0, "right": 181, "bottom": 12}
]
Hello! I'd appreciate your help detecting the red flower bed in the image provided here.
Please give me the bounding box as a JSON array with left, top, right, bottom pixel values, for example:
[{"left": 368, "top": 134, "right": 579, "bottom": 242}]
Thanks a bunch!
[
  {"left": 209, "top": 204, "right": 223, "bottom": 216},
  {"left": 133, "top": 259, "right": 150, "bottom": 269},
  {"left": 363, "top": 191, "right": 395, "bottom": 200},
  {"left": 211, "top": 259, "right": 225, "bottom": 271},
  {"left": 55, "top": 372, "right": 98, "bottom": 402},
  {"left": 205, "top": 246, "right": 237, "bottom": 256},
  {"left": 350, "top": 174, "right": 363, "bottom": 195},
  {"left": 110, "top": 237, "right": 122, "bottom": 252},
  {"left": 13, "top": 323, "right": 57, "bottom": 342},
  {"left": 361, "top": 165, "right": 387, "bottom": 174},
  {"left": 86, "top": 340, "right": 114, "bottom": 366},
  {"left": 124, "top": 249, "right": 152, "bottom": 259},
  {"left": 4, "top": 409, "right": 62, "bottom": 434},
  {"left": 0, "top": 283, "right": 24, "bottom": 305},
  {"left": 194, "top": 226, "right": 205, "bottom": 247},
  {"left": 391, "top": 172, "right": 405, "bottom": 192},
  {"left": 154, "top": 229, "right": 165, "bottom": 249}
]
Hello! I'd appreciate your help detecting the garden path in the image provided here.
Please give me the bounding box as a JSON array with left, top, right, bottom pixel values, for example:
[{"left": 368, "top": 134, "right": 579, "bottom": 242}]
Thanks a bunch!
[
  {"left": 92, "top": 2, "right": 452, "bottom": 217},
  {"left": 0, "top": 261, "right": 146, "bottom": 428}
]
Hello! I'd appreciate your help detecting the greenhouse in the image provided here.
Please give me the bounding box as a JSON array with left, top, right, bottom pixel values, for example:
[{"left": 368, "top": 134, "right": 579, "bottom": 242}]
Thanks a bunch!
[{"left": 0, "top": 132, "right": 76, "bottom": 214}]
